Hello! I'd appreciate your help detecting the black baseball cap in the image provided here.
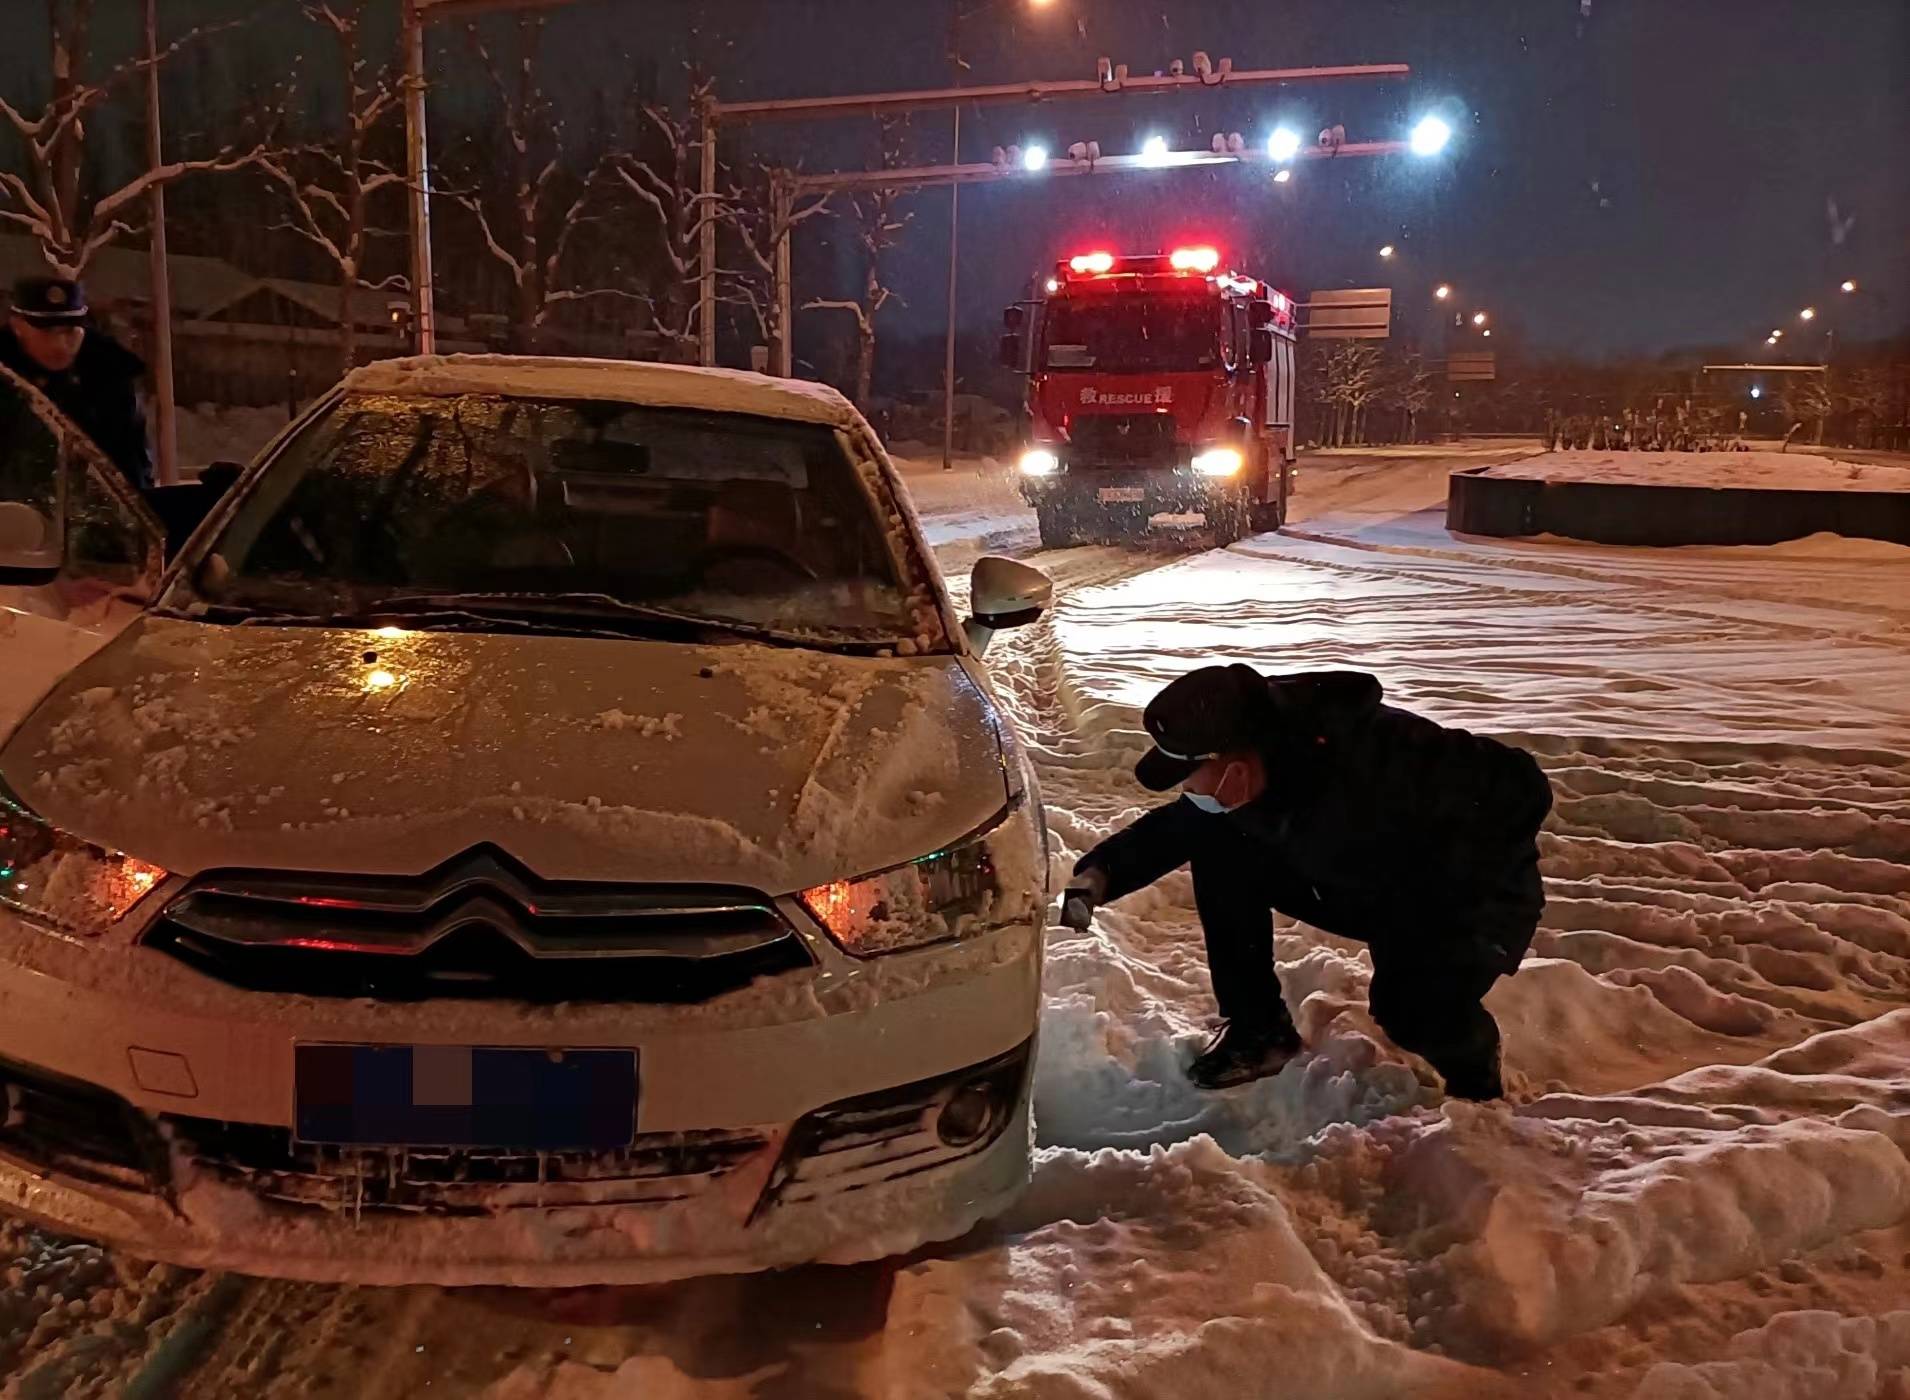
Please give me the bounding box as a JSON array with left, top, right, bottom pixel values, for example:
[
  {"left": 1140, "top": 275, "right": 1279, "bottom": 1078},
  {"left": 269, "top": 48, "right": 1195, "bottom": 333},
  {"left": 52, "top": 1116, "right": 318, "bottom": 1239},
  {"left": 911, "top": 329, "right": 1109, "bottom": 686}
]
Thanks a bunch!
[
  {"left": 10, "top": 276, "right": 88, "bottom": 325},
  {"left": 1134, "top": 664, "right": 1271, "bottom": 791}
]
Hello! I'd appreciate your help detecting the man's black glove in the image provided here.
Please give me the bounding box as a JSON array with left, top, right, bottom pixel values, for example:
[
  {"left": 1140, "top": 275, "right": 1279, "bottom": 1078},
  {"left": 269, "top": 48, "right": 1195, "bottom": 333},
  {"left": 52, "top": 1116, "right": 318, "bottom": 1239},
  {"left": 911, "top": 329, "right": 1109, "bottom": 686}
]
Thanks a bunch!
[{"left": 1059, "top": 866, "right": 1109, "bottom": 931}]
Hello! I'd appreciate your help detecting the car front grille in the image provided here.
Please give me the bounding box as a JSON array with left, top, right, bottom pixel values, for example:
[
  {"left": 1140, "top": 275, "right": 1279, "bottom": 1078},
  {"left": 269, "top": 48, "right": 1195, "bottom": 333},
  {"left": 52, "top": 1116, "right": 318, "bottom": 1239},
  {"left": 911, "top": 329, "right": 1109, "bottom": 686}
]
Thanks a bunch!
[
  {"left": 0, "top": 1054, "right": 162, "bottom": 1191},
  {"left": 1066, "top": 414, "right": 1180, "bottom": 467},
  {"left": 166, "top": 1116, "right": 777, "bottom": 1217},
  {"left": 144, "top": 845, "right": 813, "bottom": 1003}
]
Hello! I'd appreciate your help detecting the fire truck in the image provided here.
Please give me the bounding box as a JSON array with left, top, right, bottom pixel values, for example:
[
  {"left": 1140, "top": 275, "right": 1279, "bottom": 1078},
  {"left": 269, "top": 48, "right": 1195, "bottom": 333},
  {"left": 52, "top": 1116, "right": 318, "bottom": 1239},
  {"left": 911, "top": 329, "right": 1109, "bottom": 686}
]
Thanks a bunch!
[{"left": 998, "top": 246, "right": 1297, "bottom": 547}]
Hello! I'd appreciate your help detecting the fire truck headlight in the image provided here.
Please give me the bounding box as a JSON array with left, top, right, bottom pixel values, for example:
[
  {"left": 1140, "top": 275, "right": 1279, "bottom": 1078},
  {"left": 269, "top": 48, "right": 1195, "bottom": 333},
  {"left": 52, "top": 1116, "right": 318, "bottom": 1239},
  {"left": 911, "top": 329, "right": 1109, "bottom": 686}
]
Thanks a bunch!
[
  {"left": 1018, "top": 448, "right": 1061, "bottom": 477},
  {"left": 1192, "top": 447, "right": 1244, "bottom": 478}
]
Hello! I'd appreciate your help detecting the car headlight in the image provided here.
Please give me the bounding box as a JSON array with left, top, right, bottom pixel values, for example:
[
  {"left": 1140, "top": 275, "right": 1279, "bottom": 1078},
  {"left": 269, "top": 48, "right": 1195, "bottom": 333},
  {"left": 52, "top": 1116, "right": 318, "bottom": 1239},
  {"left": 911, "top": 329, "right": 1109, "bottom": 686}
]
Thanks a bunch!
[
  {"left": 1192, "top": 446, "right": 1244, "bottom": 477},
  {"left": 1018, "top": 448, "right": 1060, "bottom": 477},
  {"left": 0, "top": 777, "right": 168, "bottom": 938},
  {"left": 799, "top": 805, "right": 1034, "bottom": 957}
]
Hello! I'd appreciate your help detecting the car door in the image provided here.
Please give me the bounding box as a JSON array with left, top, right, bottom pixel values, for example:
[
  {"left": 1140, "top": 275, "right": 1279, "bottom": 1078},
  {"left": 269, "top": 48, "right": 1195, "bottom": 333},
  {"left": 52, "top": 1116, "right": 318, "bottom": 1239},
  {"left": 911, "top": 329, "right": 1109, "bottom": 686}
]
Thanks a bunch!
[{"left": 0, "top": 364, "right": 166, "bottom": 738}]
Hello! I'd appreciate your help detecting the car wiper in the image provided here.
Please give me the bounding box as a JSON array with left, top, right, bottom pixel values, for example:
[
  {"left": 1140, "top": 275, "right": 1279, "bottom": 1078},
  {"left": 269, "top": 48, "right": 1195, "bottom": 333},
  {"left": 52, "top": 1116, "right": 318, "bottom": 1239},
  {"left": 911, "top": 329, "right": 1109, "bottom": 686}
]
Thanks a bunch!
[
  {"left": 373, "top": 592, "right": 908, "bottom": 653},
  {"left": 157, "top": 600, "right": 564, "bottom": 637}
]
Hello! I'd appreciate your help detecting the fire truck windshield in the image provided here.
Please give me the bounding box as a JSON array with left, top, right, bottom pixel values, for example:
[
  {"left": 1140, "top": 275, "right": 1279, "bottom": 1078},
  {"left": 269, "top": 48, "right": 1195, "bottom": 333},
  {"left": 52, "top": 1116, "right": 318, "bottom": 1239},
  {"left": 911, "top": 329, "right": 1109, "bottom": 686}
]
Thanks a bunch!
[{"left": 1041, "top": 296, "right": 1219, "bottom": 373}]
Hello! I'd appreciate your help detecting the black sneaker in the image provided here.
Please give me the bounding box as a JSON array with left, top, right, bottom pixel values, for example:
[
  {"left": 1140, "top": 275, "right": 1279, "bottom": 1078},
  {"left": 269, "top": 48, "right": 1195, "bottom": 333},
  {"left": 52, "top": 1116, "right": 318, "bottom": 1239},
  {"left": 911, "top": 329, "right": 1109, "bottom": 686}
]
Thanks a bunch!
[
  {"left": 1439, "top": 1044, "right": 1505, "bottom": 1102},
  {"left": 1188, "top": 1019, "right": 1304, "bottom": 1090}
]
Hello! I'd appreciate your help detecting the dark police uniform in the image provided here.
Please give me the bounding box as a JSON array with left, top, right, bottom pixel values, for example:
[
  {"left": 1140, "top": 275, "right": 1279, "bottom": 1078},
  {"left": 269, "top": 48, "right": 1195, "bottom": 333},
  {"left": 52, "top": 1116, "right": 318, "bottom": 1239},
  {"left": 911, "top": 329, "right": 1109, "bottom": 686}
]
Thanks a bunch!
[
  {"left": 1074, "top": 664, "right": 1553, "bottom": 1099},
  {"left": 1, "top": 276, "right": 152, "bottom": 492}
]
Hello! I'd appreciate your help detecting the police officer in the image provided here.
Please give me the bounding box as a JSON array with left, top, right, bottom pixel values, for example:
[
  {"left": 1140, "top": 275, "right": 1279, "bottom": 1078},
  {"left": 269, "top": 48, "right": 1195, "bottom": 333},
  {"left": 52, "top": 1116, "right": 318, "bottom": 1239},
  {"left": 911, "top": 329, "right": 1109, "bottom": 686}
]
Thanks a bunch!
[
  {"left": 1061, "top": 665, "right": 1552, "bottom": 1100},
  {"left": 0, "top": 276, "right": 152, "bottom": 492}
]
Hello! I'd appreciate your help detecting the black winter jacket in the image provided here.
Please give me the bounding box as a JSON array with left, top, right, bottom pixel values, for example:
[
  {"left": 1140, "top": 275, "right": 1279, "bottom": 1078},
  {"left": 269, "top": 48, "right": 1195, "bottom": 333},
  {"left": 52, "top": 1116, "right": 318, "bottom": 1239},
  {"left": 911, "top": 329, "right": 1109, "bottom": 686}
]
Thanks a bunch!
[
  {"left": 1078, "top": 671, "right": 1553, "bottom": 951},
  {"left": 0, "top": 325, "right": 151, "bottom": 492}
]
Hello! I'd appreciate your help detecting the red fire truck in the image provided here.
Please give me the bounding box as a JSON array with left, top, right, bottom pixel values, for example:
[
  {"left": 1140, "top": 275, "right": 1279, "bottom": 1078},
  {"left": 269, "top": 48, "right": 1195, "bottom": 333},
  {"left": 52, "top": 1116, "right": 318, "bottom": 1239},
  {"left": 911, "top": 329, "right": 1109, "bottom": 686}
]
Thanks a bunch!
[{"left": 999, "top": 246, "right": 1297, "bottom": 547}]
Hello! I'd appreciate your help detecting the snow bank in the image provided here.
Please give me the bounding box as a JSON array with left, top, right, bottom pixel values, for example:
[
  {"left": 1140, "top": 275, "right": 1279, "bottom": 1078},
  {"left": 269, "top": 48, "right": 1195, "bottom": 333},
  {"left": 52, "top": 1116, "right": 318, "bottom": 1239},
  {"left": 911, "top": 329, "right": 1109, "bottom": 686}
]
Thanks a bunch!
[
  {"left": 1630, "top": 1310, "right": 1910, "bottom": 1400},
  {"left": 1475, "top": 451, "right": 1910, "bottom": 493},
  {"left": 341, "top": 354, "right": 858, "bottom": 428},
  {"left": 886, "top": 1137, "right": 1498, "bottom": 1400}
]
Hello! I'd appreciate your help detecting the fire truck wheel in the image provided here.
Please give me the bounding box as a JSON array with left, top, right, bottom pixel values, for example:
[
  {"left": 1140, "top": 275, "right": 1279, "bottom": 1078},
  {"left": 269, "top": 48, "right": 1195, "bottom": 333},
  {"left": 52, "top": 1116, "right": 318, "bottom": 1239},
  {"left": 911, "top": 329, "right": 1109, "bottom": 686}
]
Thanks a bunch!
[
  {"left": 1206, "top": 496, "right": 1250, "bottom": 545},
  {"left": 1249, "top": 498, "right": 1287, "bottom": 533},
  {"left": 1035, "top": 502, "right": 1081, "bottom": 548}
]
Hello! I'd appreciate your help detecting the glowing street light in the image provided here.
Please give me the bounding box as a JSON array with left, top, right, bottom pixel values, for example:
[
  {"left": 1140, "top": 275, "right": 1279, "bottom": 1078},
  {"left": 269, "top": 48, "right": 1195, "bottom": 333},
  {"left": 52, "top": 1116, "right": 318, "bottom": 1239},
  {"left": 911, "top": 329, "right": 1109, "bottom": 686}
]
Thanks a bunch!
[
  {"left": 1840, "top": 280, "right": 1858, "bottom": 293},
  {"left": 1472, "top": 311, "right": 1488, "bottom": 326},
  {"left": 1378, "top": 245, "right": 1395, "bottom": 258},
  {"left": 1799, "top": 306, "right": 1816, "bottom": 321},
  {"left": 1765, "top": 336, "right": 1778, "bottom": 345},
  {"left": 1267, "top": 127, "right": 1302, "bottom": 162},
  {"left": 1022, "top": 143, "right": 1050, "bottom": 172},
  {"left": 1751, "top": 386, "right": 1763, "bottom": 399},
  {"left": 1434, "top": 284, "right": 1451, "bottom": 300},
  {"left": 1410, "top": 115, "right": 1452, "bottom": 156},
  {"left": 1769, "top": 329, "right": 1783, "bottom": 339}
]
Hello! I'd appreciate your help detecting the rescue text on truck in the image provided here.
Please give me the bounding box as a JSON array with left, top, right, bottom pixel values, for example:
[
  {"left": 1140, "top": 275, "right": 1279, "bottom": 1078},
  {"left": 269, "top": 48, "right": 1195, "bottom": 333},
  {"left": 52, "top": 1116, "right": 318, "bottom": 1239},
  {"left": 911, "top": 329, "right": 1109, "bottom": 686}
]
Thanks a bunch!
[{"left": 1000, "top": 247, "right": 1298, "bottom": 548}]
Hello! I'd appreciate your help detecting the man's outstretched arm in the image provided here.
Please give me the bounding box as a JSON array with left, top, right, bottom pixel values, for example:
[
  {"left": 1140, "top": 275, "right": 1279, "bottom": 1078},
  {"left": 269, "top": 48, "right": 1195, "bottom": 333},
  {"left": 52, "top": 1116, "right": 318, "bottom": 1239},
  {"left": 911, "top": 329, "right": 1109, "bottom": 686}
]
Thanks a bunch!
[{"left": 1073, "top": 800, "right": 1201, "bottom": 904}]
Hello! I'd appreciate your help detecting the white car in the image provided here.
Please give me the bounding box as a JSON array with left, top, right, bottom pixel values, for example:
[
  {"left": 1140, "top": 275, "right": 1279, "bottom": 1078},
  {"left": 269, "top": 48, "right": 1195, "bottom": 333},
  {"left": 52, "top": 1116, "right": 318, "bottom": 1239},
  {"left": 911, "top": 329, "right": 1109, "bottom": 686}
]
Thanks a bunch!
[{"left": 0, "top": 356, "right": 1052, "bottom": 1286}]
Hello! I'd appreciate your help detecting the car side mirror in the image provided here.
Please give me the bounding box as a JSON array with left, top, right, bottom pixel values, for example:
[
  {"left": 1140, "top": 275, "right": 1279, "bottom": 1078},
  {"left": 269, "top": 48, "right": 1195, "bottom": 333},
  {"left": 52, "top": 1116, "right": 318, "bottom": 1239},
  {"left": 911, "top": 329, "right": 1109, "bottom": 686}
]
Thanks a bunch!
[
  {"left": 998, "top": 333, "right": 1025, "bottom": 372},
  {"left": 0, "top": 500, "right": 58, "bottom": 575},
  {"left": 964, "top": 554, "right": 1052, "bottom": 655},
  {"left": 1250, "top": 299, "right": 1276, "bottom": 329},
  {"left": 1249, "top": 328, "right": 1275, "bottom": 364}
]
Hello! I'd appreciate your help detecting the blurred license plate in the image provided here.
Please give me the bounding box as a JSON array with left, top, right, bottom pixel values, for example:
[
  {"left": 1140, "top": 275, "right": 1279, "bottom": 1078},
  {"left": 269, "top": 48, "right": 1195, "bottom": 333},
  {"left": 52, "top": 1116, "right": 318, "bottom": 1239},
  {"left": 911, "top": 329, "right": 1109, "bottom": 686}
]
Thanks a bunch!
[
  {"left": 295, "top": 1045, "right": 636, "bottom": 1150},
  {"left": 1097, "top": 487, "right": 1146, "bottom": 503}
]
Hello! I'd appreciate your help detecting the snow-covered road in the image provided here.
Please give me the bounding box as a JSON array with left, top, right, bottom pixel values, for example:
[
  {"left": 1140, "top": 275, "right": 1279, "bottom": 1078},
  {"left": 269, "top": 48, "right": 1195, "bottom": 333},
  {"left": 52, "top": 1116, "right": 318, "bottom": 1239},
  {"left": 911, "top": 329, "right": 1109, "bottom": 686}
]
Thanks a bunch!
[{"left": 6, "top": 442, "right": 1909, "bottom": 1399}]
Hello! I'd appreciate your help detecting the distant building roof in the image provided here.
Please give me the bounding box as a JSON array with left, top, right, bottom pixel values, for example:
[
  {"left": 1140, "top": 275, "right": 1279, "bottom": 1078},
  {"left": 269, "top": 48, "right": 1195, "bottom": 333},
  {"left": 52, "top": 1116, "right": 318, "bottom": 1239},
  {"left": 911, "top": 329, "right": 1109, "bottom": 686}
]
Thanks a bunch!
[{"left": 0, "top": 236, "right": 462, "bottom": 335}]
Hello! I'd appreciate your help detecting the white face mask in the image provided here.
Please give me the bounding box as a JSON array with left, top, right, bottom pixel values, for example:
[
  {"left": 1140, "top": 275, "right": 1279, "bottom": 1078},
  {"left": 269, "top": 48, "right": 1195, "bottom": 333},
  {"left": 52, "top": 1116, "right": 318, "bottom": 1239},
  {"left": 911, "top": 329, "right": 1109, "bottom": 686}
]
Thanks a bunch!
[{"left": 1183, "top": 791, "right": 1233, "bottom": 815}]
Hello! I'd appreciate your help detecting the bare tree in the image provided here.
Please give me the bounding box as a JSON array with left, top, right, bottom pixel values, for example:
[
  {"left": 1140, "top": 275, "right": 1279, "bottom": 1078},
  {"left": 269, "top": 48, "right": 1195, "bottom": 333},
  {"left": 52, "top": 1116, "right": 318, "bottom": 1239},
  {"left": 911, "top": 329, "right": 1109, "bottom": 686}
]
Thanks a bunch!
[
  {"left": 1308, "top": 341, "right": 1383, "bottom": 445},
  {"left": 1777, "top": 372, "right": 1834, "bottom": 447},
  {"left": 803, "top": 117, "right": 914, "bottom": 407},
  {"left": 256, "top": 1, "right": 404, "bottom": 374},
  {"left": 721, "top": 166, "right": 831, "bottom": 370},
  {"left": 444, "top": 15, "right": 635, "bottom": 348},
  {"left": 0, "top": 1, "right": 267, "bottom": 277},
  {"left": 1380, "top": 348, "right": 1434, "bottom": 443},
  {"left": 596, "top": 75, "right": 716, "bottom": 363}
]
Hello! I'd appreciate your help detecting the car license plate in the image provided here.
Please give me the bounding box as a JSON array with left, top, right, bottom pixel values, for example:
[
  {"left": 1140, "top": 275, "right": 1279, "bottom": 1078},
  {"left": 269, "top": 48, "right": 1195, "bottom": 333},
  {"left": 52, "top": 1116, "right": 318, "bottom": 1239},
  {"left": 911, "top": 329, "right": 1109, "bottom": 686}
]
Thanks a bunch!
[
  {"left": 1097, "top": 487, "right": 1146, "bottom": 503},
  {"left": 294, "top": 1044, "right": 637, "bottom": 1150}
]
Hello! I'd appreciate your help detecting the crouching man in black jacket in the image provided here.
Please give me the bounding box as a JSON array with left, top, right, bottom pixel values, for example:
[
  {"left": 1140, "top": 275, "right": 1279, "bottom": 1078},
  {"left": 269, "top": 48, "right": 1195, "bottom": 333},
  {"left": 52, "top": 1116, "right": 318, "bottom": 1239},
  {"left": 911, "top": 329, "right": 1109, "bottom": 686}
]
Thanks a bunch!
[{"left": 1063, "top": 665, "right": 1552, "bottom": 1100}]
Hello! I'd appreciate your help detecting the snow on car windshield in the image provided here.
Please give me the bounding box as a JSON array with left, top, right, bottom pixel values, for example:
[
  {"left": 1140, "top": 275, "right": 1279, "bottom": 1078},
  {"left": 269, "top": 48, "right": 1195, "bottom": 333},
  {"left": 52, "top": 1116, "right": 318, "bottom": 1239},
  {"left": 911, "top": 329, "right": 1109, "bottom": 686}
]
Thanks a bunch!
[{"left": 170, "top": 393, "right": 920, "bottom": 641}]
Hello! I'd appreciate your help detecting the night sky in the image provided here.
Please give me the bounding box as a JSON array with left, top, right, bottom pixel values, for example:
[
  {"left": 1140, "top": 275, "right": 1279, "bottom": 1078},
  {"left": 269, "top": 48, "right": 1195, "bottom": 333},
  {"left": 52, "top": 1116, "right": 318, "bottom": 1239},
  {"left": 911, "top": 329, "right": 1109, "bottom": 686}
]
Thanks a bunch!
[{"left": 7, "top": 0, "right": 1906, "bottom": 359}]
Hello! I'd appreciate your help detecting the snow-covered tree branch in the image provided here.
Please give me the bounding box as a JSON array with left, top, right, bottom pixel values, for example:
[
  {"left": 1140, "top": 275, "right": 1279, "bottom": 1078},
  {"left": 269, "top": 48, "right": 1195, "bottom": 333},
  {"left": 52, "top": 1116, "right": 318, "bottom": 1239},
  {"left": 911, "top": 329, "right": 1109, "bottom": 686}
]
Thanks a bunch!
[{"left": 0, "top": 0, "right": 271, "bottom": 278}]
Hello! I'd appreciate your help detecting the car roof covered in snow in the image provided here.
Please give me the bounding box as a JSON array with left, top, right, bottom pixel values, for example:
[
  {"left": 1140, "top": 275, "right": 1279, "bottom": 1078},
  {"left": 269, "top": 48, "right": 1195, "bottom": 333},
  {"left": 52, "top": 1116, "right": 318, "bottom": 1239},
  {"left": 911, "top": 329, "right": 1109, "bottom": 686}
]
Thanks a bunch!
[{"left": 340, "top": 354, "right": 860, "bottom": 428}]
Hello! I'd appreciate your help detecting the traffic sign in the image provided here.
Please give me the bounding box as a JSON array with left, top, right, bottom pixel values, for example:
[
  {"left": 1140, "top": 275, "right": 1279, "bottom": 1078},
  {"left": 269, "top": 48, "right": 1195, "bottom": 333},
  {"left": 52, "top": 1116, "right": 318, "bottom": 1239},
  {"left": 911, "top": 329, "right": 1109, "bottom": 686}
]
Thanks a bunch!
[{"left": 1303, "top": 288, "right": 1393, "bottom": 339}]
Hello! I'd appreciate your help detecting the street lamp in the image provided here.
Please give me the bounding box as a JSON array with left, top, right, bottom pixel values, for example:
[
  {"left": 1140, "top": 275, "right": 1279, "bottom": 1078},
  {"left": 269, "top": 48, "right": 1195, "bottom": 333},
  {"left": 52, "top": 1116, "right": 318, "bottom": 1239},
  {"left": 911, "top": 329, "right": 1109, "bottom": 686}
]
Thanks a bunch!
[
  {"left": 1799, "top": 307, "right": 1816, "bottom": 321},
  {"left": 1410, "top": 115, "right": 1452, "bottom": 156},
  {"left": 1378, "top": 244, "right": 1395, "bottom": 258},
  {"left": 1472, "top": 311, "right": 1487, "bottom": 326},
  {"left": 1434, "top": 284, "right": 1451, "bottom": 300},
  {"left": 1841, "top": 280, "right": 1858, "bottom": 293}
]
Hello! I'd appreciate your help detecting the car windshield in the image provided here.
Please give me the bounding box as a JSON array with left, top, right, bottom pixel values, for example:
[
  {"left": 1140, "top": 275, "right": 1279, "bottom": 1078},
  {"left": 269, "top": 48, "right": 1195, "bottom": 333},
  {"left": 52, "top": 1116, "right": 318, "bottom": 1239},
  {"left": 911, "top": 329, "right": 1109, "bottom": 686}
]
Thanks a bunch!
[
  {"left": 161, "top": 393, "right": 929, "bottom": 646},
  {"left": 1042, "top": 295, "right": 1218, "bottom": 372}
]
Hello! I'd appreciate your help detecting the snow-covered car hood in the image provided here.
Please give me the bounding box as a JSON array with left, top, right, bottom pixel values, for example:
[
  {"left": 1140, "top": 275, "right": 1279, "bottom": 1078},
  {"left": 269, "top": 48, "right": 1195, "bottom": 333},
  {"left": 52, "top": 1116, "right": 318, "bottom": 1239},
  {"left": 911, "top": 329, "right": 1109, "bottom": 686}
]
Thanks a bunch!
[{"left": 2, "top": 617, "right": 1010, "bottom": 893}]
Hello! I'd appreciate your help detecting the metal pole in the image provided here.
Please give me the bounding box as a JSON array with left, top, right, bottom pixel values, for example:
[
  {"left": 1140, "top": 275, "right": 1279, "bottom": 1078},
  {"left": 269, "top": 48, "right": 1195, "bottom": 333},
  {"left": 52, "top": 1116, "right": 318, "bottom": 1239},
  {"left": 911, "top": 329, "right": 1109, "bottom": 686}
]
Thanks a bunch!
[
  {"left": 403, "top": 0, "right": 437, "bottom": 355},
  {"left": 941, "top": 106, "right": 960, "bottom": 471},
  {"left": 143, "top": 0, "right": 178, "bottom": 485},
  {"left": 773, "top": 175, "right": 793, "bottom": 377},
  {"left": 698, "top": 99, "right": 718, "bottom": 367}
]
